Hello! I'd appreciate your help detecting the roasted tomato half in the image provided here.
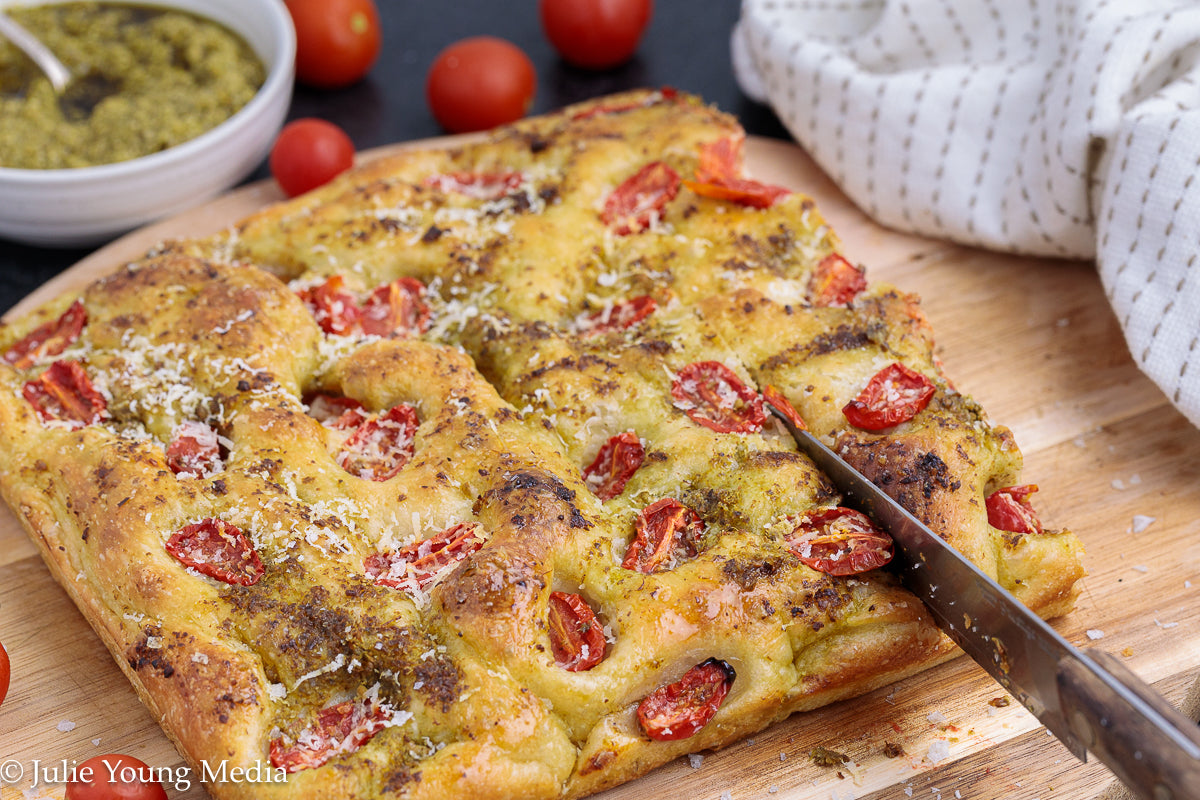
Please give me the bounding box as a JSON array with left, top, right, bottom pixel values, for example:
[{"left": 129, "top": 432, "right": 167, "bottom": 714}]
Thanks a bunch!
[
  {"left": 582, "top": 431, "right": 645, "bottom": 501},
  {"left": 270, "top": 694, "right": 390, "bottom": 773},
  {"left": 601, "top": 161, "right": 680, "bottom": 234},
  {"left": 986, "top": 484, "right": 1043, "bottom": 534},
  {"left": 548, "top": 591, "right": 606, "bottom": 671},
  {"left": 365, "top": 522, "right": 486, "bottom": 592},
  {"left": 3, "top": 299, "right": 87, "bottom": 369},
  {"left": 579, "top": 295, "right": 657, "bottom": 334},
  {"left": 335, "top": 404, "right": 419, "bottom": 481},
  {"left": 637, "top": 658, "right": 735, "bottom": 741},
  {"left": 671, "top": 361, "right": 766, "bottom": 433},
  {"left": 22, "top": 360, "right": 107, "bottom": 427},
  {"left": 786, "top": 507, "right": 893, "bottom": 576},
  {"left": 166, "top": 519, "right": 264, "bottom": 586},
  {"left": 808, "top": 253, "right": 866, "bottom": 307},
  {"left": 842, "top": 362, "right": 935, "bottom": 431},
  {"left": 622, "top": 498, "right": 705, "bottom": 573},
  {"left": 683, "top": 137, "right": 790, "bottom": 208},
  {"left": 166, "top": 420, "right": 223, "bottom": 478}
]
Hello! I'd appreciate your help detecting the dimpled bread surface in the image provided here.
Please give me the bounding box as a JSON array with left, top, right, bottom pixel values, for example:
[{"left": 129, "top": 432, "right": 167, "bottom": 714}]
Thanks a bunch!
[{"left": 0, "top": 90, "right": 1084, "bottom": 799}]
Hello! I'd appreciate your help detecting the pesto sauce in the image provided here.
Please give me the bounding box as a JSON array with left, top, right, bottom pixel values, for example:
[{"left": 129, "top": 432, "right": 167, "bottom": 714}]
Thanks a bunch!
[{"left": 0, "top": 2, "right": 265, "bottom": 169}]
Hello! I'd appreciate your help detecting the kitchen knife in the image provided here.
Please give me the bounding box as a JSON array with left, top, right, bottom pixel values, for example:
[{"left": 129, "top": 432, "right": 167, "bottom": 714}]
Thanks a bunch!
[{"left": 765, "top": 402, "right": 1200, "bottom": 800}]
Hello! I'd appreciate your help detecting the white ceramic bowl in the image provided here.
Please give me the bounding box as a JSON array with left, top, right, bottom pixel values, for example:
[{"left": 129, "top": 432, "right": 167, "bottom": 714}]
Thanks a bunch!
[{"left": 0, "top": 0, "right": 295, "bottom": 246}]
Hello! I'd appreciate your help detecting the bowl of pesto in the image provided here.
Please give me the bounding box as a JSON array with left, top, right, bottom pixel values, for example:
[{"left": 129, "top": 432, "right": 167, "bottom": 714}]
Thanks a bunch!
[{"left": 0, "top": 0, "right": 294, "bottom": 246}]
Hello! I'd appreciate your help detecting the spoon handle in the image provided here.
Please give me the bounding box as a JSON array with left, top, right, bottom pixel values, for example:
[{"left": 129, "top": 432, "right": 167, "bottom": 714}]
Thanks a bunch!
[{"left": 0, "top": 11, "right": 71, "bottom": 92}]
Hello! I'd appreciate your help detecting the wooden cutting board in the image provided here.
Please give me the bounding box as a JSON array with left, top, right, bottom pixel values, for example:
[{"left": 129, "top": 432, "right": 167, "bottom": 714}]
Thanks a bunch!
[{"left": 1, "top": 137, "right": 1197, "bottom": 800}]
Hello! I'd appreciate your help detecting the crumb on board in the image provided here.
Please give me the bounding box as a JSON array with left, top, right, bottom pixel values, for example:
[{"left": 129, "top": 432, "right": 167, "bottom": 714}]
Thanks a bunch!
[
  {"left": 884, "top": 741, "right": 906, "bottom": 758},
  {"left": 810, "top": 746, "right": 850, "bottom": 767}
]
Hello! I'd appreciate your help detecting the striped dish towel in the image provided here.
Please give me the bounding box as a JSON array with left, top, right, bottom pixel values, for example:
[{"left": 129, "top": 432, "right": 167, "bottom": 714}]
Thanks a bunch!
[{"left": 733, "top": 0, "right": 1200, "bottom": 428}]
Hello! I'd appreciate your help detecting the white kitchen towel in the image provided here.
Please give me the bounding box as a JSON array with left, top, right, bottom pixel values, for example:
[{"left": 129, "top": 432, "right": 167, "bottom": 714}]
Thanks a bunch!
[{"left": 732, "top": 0, "right": 1200, "bottom": 429}]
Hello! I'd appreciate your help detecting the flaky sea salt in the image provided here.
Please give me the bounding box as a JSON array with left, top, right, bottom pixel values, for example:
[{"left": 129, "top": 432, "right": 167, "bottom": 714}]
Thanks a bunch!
[
  {"left": 1131, "top": 515, "right": 1156, "bottom": 533},
  {"left": 926, "top": 740, "right": 950, "bottom": 764},
  {"left": 1086, "top": 629, "right": 1105, "bottom": 640},
  {"left": 56, "top": 720, "right": 76, "bottom": 732},
  {"left": 687, "top": 753, "right": 704, "bottom": 769}
]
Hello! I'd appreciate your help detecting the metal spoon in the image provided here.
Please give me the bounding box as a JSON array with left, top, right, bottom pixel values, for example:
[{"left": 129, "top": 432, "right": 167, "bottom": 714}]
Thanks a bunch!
[{"left": 0, "top": 10, "right": 70, "bottom": 92}]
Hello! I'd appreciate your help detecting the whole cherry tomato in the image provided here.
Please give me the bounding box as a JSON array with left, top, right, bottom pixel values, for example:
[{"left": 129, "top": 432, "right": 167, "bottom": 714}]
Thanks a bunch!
[
  {"left": 540, "top": 0, "right": 653, "bottom": 69},
  {"left": 269, "top": 119, "right": 356, "bottom": 198},
  {"left": 426, "top": 37, "right": 536, "bottom": 133},
  {"left": 65, "top": 754, "right": 168, "bottom": 800},
  {"left": 285, "top": 0, "right": 382, "bottom": 89},
  {"left": 0, "top": 640, "right": 9, "bottom": 708}
]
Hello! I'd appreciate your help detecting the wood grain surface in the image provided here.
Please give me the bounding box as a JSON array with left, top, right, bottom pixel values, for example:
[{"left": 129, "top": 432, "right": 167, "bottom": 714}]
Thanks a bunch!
[{"left": 1, "top": 137, "right": 1197, "bottom": 800}]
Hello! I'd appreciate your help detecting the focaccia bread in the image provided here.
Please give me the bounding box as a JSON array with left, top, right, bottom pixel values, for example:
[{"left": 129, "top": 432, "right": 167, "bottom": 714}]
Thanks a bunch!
[{"left": 0, "top": 89, "right": 1085, "bottom": 799}]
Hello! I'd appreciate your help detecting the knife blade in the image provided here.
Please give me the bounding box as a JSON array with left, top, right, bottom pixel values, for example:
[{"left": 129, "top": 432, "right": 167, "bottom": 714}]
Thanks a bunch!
[{"left": 766, "top": 403, "right": 1200, "bottom": 799}]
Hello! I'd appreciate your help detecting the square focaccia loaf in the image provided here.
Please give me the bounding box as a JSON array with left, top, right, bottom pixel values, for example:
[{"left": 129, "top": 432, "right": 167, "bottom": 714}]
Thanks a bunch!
[{"left": 0, "top": 90, "right": 1084, "bottom": 799}]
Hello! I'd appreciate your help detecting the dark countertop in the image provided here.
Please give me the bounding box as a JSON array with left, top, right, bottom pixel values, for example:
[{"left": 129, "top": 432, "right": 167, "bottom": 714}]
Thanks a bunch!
[{"left": 0, "top": 0, "right": 789, "bottom": 316}]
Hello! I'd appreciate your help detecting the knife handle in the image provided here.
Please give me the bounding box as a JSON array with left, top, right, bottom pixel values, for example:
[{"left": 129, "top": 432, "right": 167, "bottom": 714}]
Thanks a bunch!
[{"left": 1057, "top": 650, "right": 1200, "bottom": 800}]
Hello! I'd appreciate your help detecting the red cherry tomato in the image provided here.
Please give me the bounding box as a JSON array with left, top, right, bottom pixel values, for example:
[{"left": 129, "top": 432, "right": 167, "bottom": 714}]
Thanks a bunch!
[
  {"left": 360, "top": 278, "right": 432, "bottom": 337},
  {"left": 269, "top": 119, "right": 356, "bottom": 198},
  {"left": 22, "top": 360, "right": 108, "bottom": 427},
  {"left": 3, "top": 299, "right": 87, "bottom": 370},
  {"left": 637, "top": 658, "right": 735, "bottom": 741},
  {"left": 986, "top": 485, "right": 1044, "bottom": 534},
  {"left": 786, "top": 507, "right": 893, "bottom": 576},
  {"left": 285, "top": 0, "right": 381, "bottom": 89},
  {"left": 165, "top": 519, "right": 264, "bottom": 586},
  {"left": 580, "top": 295, "right": 657, "bottom": 334},
  {"left": 548, "top": 591, "right": 607, "bottom": 671},
  {"left": 842, "top": 362, "right": 936, "bottom": 431},
  {"left": 670, "top": 361, "right": 766, "bottom": 434},
  {"left": 601, "top": 161, "right": 680, "bottom": 235},
  {"left": 165, "top": 420, "right": 222, "bottom": 478},
  {"left": 366, "top": 522, "right": 486, "bottom": 591},
  {"left": 582, "top": 431, "right": 645, "bottom": 501},
  {"left": 335, "top": 404, "right": 420, "bottom": 481},
  {"left": 761, "top": 385, "right": 808, "bottom": 431},
  {"left": 622, "top": 498, "right": 705, "bottom": 574},
  {"left": 540, "top": 0, "right": 653, "bottom": 70},
  {"left": 426, "top": 36, "right": 536, "bottom": 133},
  {"left": 683, "top": 137, "right": 790, "bottom": 209},
  {"left": 808, "top": 253, "right": 867, "bottom": 307},
  {"left": 0, "top": 640, "right": 9, "bottom": 709},
  {"left": 270, "top": 695, "right": 390, "bottom": 773},
  {"left": 65, "top": 754, "right": 168, "bottom": 800}
]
